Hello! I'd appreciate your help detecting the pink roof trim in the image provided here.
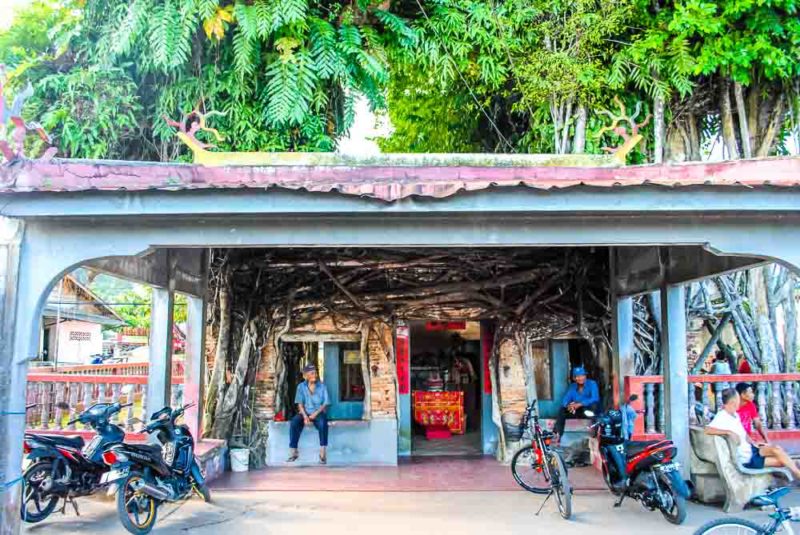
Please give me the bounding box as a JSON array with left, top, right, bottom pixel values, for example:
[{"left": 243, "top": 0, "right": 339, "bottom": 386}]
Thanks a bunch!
[{"left": 1, "top": 156, "right": 798, "bottom": 202}]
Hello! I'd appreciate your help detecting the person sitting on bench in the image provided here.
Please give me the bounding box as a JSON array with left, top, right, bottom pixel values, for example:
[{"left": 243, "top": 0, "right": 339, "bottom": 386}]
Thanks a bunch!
[
  {"left": 287, "top": 364, "right": 330, "bottom": 465},
  {"left": 554, "top": 366, "right": 599, "bottom": 442},
  {"left": 705, "top": 387, "right": 800, "bottom": 480}
]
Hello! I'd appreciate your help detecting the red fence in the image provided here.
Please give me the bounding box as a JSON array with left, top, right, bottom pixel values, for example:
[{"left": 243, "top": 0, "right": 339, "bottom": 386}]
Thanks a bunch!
[
  {"left": 29, "top": 360, "right": 185, "bottom": 377},
  {"left": 25, "top": 372, "right": 184, "bottom": 439}
]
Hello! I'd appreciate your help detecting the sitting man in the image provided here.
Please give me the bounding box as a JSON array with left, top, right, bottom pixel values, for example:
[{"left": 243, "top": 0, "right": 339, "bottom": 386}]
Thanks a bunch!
[
  {"left": 554, "top": 366, "right": 600, "bottom": 442},
  {"left": 705, "top": 387, "right": 800, "bottom": 479},
  {"left": 287, "top": 364, "right": 330, "bottom": 465},
  {"left": 736, "top": 382, "right": 769, "bottom": 444}
]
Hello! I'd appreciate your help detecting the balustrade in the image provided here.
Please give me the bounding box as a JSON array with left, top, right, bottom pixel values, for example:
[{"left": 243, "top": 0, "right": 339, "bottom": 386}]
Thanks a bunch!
[
  {"left": 25, "top": 372, "right": 183, "bottom": 436},
  {"left": 625, "top": 373, "right": 800, "bottom": 440}
]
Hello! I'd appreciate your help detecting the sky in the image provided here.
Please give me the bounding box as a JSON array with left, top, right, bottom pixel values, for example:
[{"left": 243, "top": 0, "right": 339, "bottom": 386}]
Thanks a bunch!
[{"left": 1, "top": 0, "right": 33, "bottom": 30}]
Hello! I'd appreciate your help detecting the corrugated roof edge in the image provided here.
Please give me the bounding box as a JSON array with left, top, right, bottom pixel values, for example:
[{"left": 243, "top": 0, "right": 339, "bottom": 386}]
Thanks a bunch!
[{"left": 0, "top": 155, "right": 798, "bottom": 202}]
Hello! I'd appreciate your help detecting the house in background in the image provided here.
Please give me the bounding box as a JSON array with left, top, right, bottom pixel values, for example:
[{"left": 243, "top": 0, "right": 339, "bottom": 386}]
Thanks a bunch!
[{"left": 40, "top": 274, "right": 126, "bottom": 366}]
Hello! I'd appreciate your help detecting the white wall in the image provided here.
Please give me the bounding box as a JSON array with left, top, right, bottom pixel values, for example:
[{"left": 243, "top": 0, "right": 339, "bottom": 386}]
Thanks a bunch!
[{"left": 51, "top": 320, "right": 103, "bottom": 365}]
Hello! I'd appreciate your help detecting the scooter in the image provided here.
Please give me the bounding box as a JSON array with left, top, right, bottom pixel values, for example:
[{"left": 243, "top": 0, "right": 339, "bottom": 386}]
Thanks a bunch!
[
  {"left": 102, "top": 402, "right": 211, "bottom": 534},
  {"left": 587, "top": 398, "right": 691, "bottom": 525},
  {"left": 21, "top": 401, "right": 131, "bottom": 523}
]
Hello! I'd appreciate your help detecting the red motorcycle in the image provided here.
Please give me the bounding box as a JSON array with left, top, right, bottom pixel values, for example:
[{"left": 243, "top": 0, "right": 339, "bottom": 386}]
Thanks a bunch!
[{"left": 588, "top": 398, "right": 690, "bottom": 525}]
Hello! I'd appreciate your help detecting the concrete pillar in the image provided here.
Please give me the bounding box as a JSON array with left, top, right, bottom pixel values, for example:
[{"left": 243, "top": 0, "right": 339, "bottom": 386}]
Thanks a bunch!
[
  {"left": 147, "top": 287, "right": 174, "bottom": 419},
  {"left": 0, "top": 219, "right": 23, "bottom": 535},
  {"left": 661, "top": 284, "right": 690, "bottom": 478},
  {"left": 612, "top": 297, "right": 634, "bottom": 408},
  {"left": 183, "top": 295, "right": 206, "bottom": 439}
]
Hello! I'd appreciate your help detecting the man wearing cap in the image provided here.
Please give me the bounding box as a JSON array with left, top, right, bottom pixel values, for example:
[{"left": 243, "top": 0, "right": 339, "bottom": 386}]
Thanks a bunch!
[
  {"left": 554, "top": 366, "right": 600, "bottom": 441},
  {"left": 287, "top": 364, "right": 331, "bottom": 464}
]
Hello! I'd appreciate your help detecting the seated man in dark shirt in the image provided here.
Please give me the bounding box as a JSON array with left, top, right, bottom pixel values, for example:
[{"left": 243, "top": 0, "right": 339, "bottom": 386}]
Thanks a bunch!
[{"left": 554, "top": 367, "right": 599, "bottom": 441}]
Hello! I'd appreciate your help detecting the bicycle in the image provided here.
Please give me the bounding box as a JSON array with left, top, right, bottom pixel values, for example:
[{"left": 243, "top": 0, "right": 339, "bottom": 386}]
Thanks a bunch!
[
  {"left": 694, "top": 487, "right": 799, "bottom": 534},
  {"left": 510, "top": 400, "right": 572, "bottom": 519}
]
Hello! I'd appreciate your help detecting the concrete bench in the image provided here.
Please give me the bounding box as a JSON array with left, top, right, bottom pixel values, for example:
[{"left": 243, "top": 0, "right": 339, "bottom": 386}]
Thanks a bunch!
[
  {"left": 196, "top": 438, "right": 227, "bottom": 483},
  {"left": 266, "top": 418, "right": 398, "bottom": 466},
  {"left": 689, "top": 426, "right": 793, "bottom": 512}
]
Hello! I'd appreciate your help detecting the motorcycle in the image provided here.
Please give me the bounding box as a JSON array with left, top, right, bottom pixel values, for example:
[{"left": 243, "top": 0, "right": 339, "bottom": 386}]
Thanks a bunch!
[
  {"left": 21, "top": 401, "right": 131, "bottom": 523},
  {"left": 587, "top": 398, "right": 691, "bottom": 525},
  {"left": 102, "top": 402, "right": 211, "bottom": 535}
]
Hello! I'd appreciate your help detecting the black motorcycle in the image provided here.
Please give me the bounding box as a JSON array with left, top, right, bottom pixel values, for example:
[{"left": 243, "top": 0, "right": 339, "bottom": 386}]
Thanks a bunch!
[
  {"left": 102, "top": 402, "right": 211, "bottom": 534},
  {"left": 588, "top": 398, "right": 691, "bottom": 525},
  {"left": 21, "top": 401, "right": 131, "bottom": 523}
]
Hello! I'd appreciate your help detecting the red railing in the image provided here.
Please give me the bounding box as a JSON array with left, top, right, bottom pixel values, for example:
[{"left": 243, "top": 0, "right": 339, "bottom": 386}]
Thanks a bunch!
[
  {"left": 625, "top": 373, "right": 800, "bottom": 441},
  {"left": 29, "top": 360, "right": 185, "bottom": 377},
  {"left": 25, "top": 373, "right": 184, "bottom": 439}
]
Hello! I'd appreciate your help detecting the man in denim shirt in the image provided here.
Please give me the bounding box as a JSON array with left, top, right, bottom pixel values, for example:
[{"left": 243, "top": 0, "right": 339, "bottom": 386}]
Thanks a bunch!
[
  {"left": 287, "top": 364, "right": 331, "bottom": 464},
  {"left": 554, "top": 366, "right": 599, "bottom": 441}
]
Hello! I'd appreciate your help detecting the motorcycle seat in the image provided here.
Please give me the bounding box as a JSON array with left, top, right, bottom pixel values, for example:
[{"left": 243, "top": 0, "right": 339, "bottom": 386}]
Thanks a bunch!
[
  {"left": 36, "top": 434, "right": 85, "bottom": 449},
  {"left": 624, "top": 440, "right": 663, "bottom": 459}
]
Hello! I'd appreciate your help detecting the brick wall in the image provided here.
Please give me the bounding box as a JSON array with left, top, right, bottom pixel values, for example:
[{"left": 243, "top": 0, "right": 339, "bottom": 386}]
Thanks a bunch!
[{"left": 498, "top": 338, "right": 527, "bottom": 416}]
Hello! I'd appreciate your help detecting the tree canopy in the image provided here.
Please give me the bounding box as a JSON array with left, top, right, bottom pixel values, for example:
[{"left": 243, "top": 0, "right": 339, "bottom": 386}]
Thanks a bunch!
[{"left": 1, "top": 0, "right": 798, "bottom": 162}]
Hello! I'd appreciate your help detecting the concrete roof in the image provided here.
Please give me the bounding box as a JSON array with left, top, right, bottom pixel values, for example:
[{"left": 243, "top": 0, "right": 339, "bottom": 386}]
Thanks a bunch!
[{"left": 1, "top": 155, "right": 798, "bottom": 202}]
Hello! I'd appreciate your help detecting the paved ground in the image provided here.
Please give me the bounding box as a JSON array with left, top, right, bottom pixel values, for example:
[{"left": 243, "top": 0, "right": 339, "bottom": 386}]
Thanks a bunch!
[
  {"left": 20, "top": 489, "right": 800, "bottom": 535},
  {"left": 212, "top": 458, "right": 606, "bottom": 491}
]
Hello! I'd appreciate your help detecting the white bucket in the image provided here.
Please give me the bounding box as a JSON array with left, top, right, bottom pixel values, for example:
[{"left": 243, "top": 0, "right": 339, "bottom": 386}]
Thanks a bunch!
[{"left": 230, "top": 448, "right": 250, "bottom": 472}]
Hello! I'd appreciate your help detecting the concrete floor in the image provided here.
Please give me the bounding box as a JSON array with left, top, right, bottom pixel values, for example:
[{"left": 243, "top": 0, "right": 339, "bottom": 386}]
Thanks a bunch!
[{"left": 20, "top": 489, "right": 800, "bottom": 535}]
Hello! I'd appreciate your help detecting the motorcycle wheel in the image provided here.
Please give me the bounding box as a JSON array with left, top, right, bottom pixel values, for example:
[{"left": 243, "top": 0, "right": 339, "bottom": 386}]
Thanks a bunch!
[
  {"left": 116, "top": 471, "right": 159, "bottom": 535},
  {"left": 550, "top": 452, "right": 573, "bottom": 520},
  {"left": 658, "top": 474, "right": 687, "bottom": 525},
  {"left": 692, "top": 517, "right": 762, "bottom": 535},
  {"left": 20, "top": 461, "right": 60, "bottom": 523},
  {"left": 511, "top": 445, "right": 550, "bottom": 494}
]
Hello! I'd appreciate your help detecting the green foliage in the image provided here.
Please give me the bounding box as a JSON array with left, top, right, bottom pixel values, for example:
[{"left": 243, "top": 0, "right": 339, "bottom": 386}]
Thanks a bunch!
[
  {"left": 4, "top": 0, "right": 416, "bottom": 159},
  {"left": 26, "top": 67, "right": 143, "bottom": 159},
  {"left": 0, "top": 1, "right": 68, "bottom": 68}
]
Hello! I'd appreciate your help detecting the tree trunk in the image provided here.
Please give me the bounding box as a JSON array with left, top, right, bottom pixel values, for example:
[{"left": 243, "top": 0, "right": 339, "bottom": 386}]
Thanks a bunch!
[
  {"left": 212, "top": 320, "right": 255, "bottom": 439},
  {"left": 572, "top": 104, "right": 586, "bottom": 154},
  {"left": 747, "top": 80, "right": 759, "bottom": 152},
  {"left": 359, "top": 322, "right": 372, "bottom": 420},
  {"left": 687, "top": 113, "right": 701, "bottom": 161},
  {"left": 764, "top": 266, "right": 786, "bottom": 372},
  {"left": 756, "top": 93, "right": 785, "bottom": 157},
  {"left": 720, "top": 79, "right": 741, "bottom": 160},
  {"left": 550, "top": 97, "right": 561, "bottom": 154},
  {"left": 204, "top": 272, "right": 230, "bottom": 433},
  {"left": 489, "top": 333, "right": 506, "bottom": 461},
  {"left": 734, "top": 82, "right": 752, "bottom": 158},
  {"left": 666, "top": 123, "right": 688, "bottom": 162},
  {"left": 785, "top": 282, "right": 798, "bottom": 373},
  {"left": 560, "top": 99, "right": 573, "bottom": 154},
  {"left": 653, "top": 93, "right": 665, "bottom": 163}
]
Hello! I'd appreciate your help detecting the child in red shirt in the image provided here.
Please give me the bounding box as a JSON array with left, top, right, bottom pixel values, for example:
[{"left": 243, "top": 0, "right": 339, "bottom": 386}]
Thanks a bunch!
[{"left": 736, "top": 382, "right": 768, "bottom": 443}]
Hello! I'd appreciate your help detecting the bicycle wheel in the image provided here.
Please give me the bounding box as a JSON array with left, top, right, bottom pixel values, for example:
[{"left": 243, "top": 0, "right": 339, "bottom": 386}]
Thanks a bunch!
[
  {"left": 549, "top": 451, "right": 572, "bottom": 520},
  {"left": 692, "top": 517, "right": 767, "bottom": 535},
  {"left": 511, "top": 445, "right": 550, "bottom": 494}
]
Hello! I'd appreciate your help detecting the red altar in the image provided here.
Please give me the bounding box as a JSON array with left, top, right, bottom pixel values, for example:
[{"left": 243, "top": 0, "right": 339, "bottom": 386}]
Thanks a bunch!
[{"left": 412, "top": 391, "right": 465, "bottom": 435}]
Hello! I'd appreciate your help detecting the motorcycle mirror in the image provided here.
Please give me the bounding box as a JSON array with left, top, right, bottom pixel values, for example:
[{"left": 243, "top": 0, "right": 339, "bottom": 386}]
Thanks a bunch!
[
  {"left": 54, "top": 401, "right": 70, "bottom": 410},
  {"left": 628, "top": 394, "right": 639, "bottom": 402},
  {"left": 583, "top": 410, "right": 595, "bottom": 418}
]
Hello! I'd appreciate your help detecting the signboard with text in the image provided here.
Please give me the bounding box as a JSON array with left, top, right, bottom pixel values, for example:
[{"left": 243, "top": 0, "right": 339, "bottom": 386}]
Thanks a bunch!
[{"left": 396, "top": 325, "right": 410, "bottom": 395}]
